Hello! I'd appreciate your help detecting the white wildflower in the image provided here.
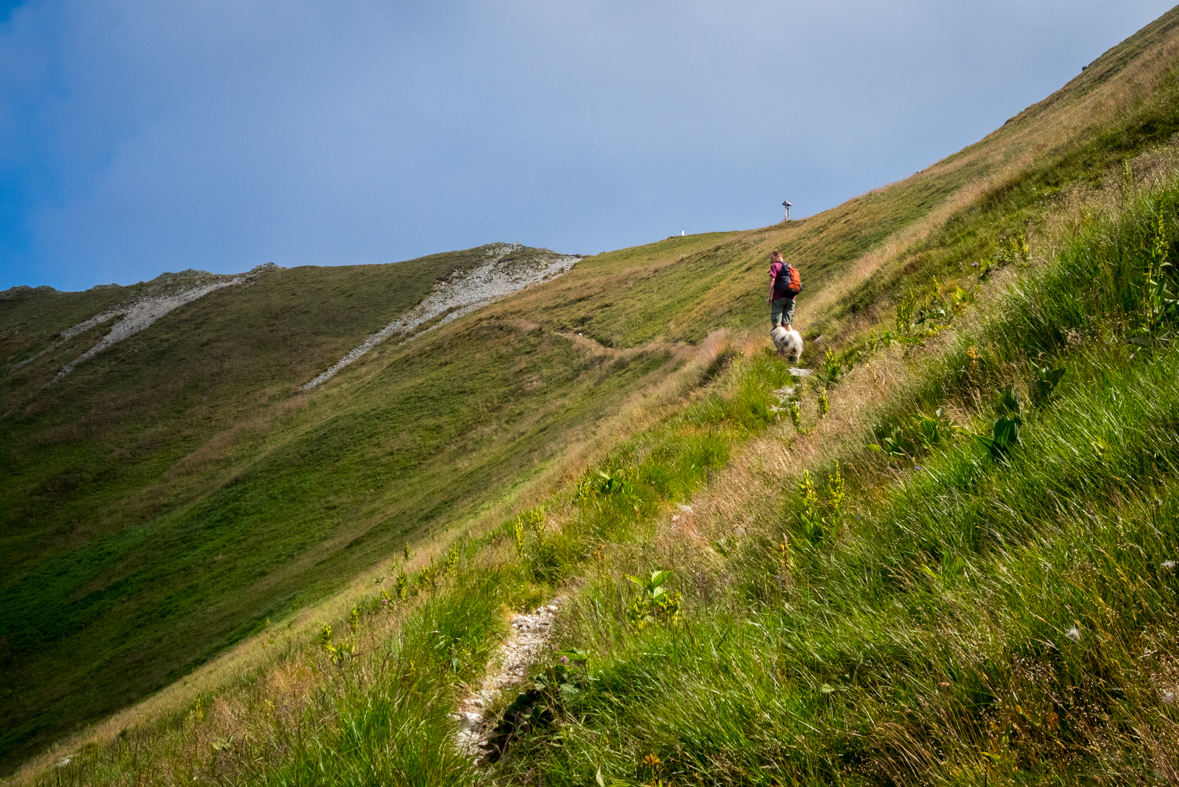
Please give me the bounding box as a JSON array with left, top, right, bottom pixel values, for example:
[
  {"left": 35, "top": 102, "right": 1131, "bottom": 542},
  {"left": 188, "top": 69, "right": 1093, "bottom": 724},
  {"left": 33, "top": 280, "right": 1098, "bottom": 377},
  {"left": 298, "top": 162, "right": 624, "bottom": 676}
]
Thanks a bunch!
[
  {"left": 1162, "top": 560, "right": 1177, "bottom": 571},
  {"left": 1066, "top": 626, "right": 1082, "bottom": 642}
]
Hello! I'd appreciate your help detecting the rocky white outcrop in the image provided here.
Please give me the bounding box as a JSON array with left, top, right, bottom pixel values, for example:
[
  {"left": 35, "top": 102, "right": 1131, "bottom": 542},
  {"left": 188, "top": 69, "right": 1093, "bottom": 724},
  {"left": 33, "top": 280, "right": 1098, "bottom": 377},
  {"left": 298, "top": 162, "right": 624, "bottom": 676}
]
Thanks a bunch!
[
  {"left": 51, "top": 278, "right": 245, "bottom": 382},
  {"left": 301, "top": 245, "right": 580, "bottom": 390}
]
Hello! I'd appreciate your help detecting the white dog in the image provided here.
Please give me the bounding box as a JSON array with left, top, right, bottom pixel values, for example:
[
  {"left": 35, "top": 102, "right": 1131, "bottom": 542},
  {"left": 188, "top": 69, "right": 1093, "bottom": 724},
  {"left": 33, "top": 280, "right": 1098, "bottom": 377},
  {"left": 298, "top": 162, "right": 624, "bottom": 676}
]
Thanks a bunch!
[{"left": 771, "top": 326, "right": 804, "bottom": 362}]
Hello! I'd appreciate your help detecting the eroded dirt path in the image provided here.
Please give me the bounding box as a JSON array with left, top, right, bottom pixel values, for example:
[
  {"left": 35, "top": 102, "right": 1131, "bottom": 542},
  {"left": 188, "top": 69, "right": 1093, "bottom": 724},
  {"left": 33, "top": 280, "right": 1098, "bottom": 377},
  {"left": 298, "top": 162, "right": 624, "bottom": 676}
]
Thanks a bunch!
[{"left": 454, "top": 599, "right": 562, "bottom": 761}]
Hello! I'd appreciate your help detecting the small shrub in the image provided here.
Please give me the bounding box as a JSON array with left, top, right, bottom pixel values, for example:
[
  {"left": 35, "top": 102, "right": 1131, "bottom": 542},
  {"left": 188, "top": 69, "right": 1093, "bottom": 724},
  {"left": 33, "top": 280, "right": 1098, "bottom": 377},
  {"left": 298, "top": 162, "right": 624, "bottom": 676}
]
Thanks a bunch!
[
  {"left": 514, "top": 518, "right": 526, "bottom": 557},
  {"left": 626, "top": 570, "right": 681, "bottom": 629},
  {"left": 822, "top": 349, "right": 843, "bottom": 386},
  {"left": 1030, "top": 361, "right": 1066, "bottom": 406},
  {"left": 912, "top": 408, "right": 957, "bottom": 450},
  {"left": 520, "top": 507, "right": 545, "bottom": 532},
  {"left": 419, "top": 557, "right": 439, "bottom": 589},
  {"left": 576, "top": 468, "right": 634, "bottom": 503},
  {"left": 1139, "top": 206, "right": 1178, "bottom": 337},
  {"left": 798, "top": 471, "right": 823, "bottom": 544},
  {"left": 796, "top": 465, "right": 847, "bottom": 545},
  {"left": 896, "top": 290, "right": 916, "bottom": 333},
  {"left": 869, "top": 408, "right": 959, "bottom": 462},
  {"left": 976, "top": 385, "right": 1023, "bottom": 460},
  {"left": 317, "top": 623, "right": 355, "bottom": 665}
]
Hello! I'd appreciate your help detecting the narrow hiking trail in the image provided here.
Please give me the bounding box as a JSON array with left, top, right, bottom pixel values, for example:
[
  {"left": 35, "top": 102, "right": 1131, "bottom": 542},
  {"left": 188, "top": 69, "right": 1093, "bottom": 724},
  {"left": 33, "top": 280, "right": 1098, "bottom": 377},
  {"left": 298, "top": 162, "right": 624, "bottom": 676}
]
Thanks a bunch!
[
  {"left": 554, "top": 330, "right": 682, "bottom": 359},
  {"left": 454, "top": 599, "right": 563, "bottom": 762},
  {"left": 450, "top": 350, "right": 815, "bottom": 765}
]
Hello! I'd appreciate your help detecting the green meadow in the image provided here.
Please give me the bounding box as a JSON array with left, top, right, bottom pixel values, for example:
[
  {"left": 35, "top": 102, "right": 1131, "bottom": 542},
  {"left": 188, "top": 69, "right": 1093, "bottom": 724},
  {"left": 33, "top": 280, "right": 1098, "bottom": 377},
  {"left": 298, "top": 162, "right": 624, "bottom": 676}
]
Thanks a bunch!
[
  {"left": 8, "top": 6, "right": 1179, "bottom": 784},
  {"left": 0, "top": 248, "right": 673, "bottom": 771}
]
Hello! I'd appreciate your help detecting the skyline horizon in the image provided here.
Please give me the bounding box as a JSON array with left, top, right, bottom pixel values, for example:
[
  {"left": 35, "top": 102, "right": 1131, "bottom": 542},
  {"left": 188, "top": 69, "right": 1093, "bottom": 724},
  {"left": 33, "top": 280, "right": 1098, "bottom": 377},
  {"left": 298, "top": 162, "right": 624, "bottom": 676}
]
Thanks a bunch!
[{"left": 2, "top": 1, "right": 1175, "bottom": 292}]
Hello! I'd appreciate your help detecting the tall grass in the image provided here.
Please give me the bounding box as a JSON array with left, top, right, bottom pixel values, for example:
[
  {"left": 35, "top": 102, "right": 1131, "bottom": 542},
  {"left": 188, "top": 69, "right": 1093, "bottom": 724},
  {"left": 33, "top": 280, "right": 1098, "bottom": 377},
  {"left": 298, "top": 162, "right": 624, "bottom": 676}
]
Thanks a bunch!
[
  {"left": 31, "top": 344, "right": 796, "bottom": 786},
  {"left": 16, "top": 14, "right": 1179, "bottom": 781},
  {"left": 36, "top": 184, "right": 1179, "bottom": 786},
  {"left": 45, "top": 557, "right": 531, "bottom": 786},
  {"left": 486, "top": 175, "right": 1179, "bottom": 785}
]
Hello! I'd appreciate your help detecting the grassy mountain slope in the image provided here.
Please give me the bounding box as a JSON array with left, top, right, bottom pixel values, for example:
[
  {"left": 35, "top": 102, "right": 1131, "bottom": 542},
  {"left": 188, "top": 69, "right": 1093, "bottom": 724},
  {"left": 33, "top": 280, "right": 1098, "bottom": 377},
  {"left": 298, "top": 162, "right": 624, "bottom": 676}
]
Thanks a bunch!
[
  {"left": 9, "top": 5, "right": 1179, "bottom": 782},
  {"left": 516, "top": 6, "right": 1179, "bottom": 355},
  {"left": 499, "top": 167, "right": 1179, "bottom": 786},
  {"left": 1, "top": 247, "right": 669, "bottom": 771}
]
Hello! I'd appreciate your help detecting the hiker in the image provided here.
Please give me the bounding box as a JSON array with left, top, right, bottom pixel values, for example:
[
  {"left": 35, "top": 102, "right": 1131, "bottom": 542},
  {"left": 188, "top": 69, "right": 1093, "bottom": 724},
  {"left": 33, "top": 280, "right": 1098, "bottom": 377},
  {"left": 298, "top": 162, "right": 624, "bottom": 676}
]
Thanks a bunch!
[{"left": 766, "top": 249, "right": 799, "bottom": 332}]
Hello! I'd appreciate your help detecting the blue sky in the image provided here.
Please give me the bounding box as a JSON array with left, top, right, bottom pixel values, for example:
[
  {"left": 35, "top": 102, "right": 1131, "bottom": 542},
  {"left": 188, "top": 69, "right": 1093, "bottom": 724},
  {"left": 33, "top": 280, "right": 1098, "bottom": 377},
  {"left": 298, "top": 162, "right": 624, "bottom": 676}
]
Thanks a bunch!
[{"left": 1, "top": 1, "right": 1176, "bottom": 291}]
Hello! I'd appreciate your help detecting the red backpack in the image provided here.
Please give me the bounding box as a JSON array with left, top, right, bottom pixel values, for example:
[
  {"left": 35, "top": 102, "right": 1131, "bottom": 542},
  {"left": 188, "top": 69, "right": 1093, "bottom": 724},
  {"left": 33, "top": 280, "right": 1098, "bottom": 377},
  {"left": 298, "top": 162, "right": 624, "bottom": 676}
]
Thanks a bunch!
[{"left": 775, "top": 263, "right": 801, "bottom": 298}]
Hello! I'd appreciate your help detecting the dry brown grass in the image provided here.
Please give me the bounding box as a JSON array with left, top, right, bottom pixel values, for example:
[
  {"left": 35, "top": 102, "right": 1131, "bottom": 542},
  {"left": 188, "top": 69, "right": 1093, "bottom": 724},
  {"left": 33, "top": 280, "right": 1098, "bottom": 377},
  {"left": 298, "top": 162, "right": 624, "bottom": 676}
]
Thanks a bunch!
[{"left": 795, "top": 175, "right": 1000, "bottom": 331}]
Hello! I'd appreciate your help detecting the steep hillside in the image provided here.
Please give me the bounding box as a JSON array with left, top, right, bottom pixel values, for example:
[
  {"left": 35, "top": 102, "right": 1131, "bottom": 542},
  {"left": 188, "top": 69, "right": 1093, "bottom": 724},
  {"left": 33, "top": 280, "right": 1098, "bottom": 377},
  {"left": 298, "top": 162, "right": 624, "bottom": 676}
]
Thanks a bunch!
[
  {"left": 0, "top": 244, "right": 646, "bottom": 771},
  {"left": 507, "top": 6, "right": 1179, "bottom": 355},
  {"left": 8, "top": 5, "right": 1179, "bottom": 783}
]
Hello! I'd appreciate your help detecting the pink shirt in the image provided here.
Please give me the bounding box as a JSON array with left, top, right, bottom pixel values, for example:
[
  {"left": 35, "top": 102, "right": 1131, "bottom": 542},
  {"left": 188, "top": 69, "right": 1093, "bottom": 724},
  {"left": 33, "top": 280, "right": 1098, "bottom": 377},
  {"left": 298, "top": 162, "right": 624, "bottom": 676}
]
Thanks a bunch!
[{"left": 769, "top": 261, "right": 795, "bottom": 301}]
